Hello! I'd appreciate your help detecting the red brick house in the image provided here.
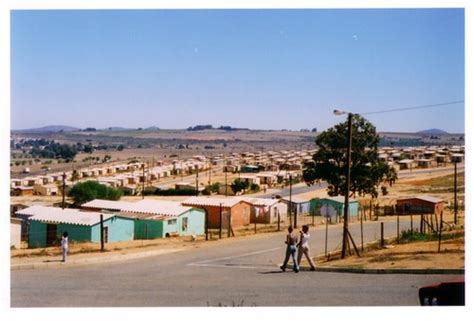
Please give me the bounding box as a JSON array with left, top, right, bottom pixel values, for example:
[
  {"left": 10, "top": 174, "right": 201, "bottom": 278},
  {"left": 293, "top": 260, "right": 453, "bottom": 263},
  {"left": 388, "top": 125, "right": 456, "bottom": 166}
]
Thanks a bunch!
[
  {"left": 182, "top": 196, "right": 252, "bottom": 229},
  {"left": 396, "top": 196, "right": 445, "bottom": 215}
]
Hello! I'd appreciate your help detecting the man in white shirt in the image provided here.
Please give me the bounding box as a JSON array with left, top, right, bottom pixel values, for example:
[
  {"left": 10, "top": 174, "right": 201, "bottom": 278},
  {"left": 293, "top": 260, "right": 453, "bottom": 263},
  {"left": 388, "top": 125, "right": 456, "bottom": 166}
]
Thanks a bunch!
[{"left": 297, "top": 225, "right": 316, "bottom": 271}]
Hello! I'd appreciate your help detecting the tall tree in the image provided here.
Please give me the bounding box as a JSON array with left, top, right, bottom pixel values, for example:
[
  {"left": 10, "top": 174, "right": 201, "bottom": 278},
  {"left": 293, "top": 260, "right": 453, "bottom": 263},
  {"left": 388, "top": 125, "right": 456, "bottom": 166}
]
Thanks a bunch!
[{"left": 303, "top": 114, "right": 397, "bottom": 198}]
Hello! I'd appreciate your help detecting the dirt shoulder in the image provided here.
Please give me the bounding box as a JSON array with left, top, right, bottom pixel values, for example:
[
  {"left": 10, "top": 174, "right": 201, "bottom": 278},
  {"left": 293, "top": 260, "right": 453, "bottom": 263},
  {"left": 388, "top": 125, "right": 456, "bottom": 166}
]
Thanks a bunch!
[{"left": 312, "top": 234, "right": 464, "bottom": 270}]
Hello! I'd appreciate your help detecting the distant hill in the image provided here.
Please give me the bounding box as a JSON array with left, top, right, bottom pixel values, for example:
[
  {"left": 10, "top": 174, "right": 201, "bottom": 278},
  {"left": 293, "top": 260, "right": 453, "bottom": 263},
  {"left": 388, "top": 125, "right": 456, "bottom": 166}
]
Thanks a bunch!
[
  {"left": 416, "top": 128, "right": 449, "bottom": 135},
  {"left": 104, "top": 127, "right": 132, "bottom": 131},
  {"left": 144, "top": 126, "right": 160, "bottom": 131},
  {"left": 12, "top": 125, "right": 80, "bottom": 133}
]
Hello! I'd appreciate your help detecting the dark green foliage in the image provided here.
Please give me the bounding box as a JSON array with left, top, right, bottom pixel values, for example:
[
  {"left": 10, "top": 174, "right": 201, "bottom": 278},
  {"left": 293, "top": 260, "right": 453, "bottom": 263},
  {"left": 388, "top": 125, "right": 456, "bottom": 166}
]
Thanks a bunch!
[
  {"left": 303, "top": 115, "right": 397, "bottom": 198},
  {"left": 400, "top": 230, "right": 464, "bottom": 243},
  {"left": 250, "top": 183, "right": 260, "bottom": 192},
  {"left": 203, "top": 183, "right": 221, "bottom": 195},
  {"left": 231, "top": 179, "right": 249, "bottom": 194},
  {"left": 30, "top": 142, "right": 77, "bottom": 160},
  {"left": 68, "top": 181, "right": 122, "bottom": 206}
]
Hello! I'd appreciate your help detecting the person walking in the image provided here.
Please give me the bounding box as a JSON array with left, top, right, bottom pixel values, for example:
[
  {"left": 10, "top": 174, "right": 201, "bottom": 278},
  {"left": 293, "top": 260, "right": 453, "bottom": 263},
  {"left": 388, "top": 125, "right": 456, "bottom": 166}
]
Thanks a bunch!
[
  {"left": 61, "top": 231, "right": 69, "bottom": 263},
  {"left": 280, "top": 226, "right": 299, "bottom": 273},
  {"left": 297, "top": 225, "right": 316, "bottom": 271}
]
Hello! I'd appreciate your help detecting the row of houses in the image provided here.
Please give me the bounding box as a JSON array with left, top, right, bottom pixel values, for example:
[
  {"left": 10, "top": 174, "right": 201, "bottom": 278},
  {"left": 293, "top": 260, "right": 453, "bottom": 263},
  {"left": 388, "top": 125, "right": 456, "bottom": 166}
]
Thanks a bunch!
[
  {"left": 378, "top": 145, "right": 464, "bottom": 169},
  {"left": 12, "top": 193, "right": 446, "bottom": 249},
  {"left": 10, "top": 158, "right": 213, "bottom": 196},
  {"left": 10, "top": 147, "right": 325, "bottom": 198}
]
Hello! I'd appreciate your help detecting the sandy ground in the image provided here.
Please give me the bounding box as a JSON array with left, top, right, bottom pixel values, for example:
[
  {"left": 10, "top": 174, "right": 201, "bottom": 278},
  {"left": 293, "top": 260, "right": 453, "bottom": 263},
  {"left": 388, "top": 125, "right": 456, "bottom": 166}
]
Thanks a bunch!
[{"left": 314, "top": 234, "right": 464, "bottom": 270}]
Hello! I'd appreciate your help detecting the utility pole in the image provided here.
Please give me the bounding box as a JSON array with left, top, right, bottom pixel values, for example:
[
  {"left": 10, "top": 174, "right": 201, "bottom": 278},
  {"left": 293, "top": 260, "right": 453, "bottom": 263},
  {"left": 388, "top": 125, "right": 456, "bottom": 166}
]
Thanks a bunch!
[
  {"left": 195, "top": 166, "right": 199, "bottom": 197},
  {"left": 288, "top": 174, "right": 293, "bottom": 226},
  {"left": 454, "top": 161, "right": 458, "bottom": 225},
  {"left": 224, "top": 154, "right": 228, "bottom": 197},
  {"left": 142, "top": 163, "right": 145, "bottom": 199},
  {"left": 100, "top": 214, "right": 104, "bottom": 252},
  {"left": 208, "top": 158, "right": 212, "bottom": 186},
  {"left": 219, "top": 203, "right": 222, "bottom": 239},
  {"left": 61, "top": 172, "right": 66, "bottom": 209},
  {"left": 204, "top": 207, "right": 208, "bottom": 241},
  {"left": 341, "top": 113, "right": 353, "bottom": 259}
]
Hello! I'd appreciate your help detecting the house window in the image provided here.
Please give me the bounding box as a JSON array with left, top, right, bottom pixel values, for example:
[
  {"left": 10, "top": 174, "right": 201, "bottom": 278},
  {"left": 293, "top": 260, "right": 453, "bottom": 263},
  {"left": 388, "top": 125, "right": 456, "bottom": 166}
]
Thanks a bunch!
[
  {"left": 168, "top": 219, "right": 177, "bottom": 225},
  {"left": 182, "top": 217, "right": 188, "bottom": 232}
]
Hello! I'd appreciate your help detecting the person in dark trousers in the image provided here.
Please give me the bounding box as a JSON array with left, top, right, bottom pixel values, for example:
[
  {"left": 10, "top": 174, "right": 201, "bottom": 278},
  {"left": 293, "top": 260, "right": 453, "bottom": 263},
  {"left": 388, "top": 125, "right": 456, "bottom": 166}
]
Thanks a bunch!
[
  {"left": 280, "top": 226, "right": 299, "bottom": 273},
  {"left": 61, "top": 231, "right": 69, "bottom": 263}
]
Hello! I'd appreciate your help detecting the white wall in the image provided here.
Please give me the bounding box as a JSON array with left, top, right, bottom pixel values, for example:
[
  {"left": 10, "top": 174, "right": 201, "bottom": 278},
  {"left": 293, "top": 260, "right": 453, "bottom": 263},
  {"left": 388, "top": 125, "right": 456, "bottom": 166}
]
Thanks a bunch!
[{"left": 10, "top": 221, "right": 22, "bottom": 249}]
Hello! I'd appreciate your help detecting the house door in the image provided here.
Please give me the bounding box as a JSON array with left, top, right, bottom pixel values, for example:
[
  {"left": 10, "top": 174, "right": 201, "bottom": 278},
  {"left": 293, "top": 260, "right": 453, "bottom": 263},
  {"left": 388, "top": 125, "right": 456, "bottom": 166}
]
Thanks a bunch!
[
  {"left": 46, "top": 224, "right": 57, "bottom": 246},
  {"left": 102, "top": 226, "right": 109, "bottom": 243}
]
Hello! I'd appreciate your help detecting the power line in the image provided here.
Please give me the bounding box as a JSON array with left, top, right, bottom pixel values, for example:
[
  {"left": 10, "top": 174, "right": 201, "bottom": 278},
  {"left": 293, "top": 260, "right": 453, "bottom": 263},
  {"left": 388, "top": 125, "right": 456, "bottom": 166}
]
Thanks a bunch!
[{"left": 360, "top": 100, "right": 464, "bottom": 115}]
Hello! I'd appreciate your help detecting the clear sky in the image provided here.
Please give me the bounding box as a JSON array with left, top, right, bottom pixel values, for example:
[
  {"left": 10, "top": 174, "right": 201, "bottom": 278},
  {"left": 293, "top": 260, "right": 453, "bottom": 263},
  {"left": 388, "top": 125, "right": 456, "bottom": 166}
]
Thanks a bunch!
[{"left": 10, "top": 9, "right": 465, "bottom": 133}]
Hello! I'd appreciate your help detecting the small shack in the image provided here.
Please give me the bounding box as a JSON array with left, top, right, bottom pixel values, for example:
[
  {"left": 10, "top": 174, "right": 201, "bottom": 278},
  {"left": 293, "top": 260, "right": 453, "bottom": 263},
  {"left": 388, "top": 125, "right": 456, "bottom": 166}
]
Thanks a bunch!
[
  {"left": 33, "top": 184, "right": 59, "bottom": 196},
  {"left": 396, "top": 196, "right": 445, "bottom": 215},
  {"left": 16, "top": 205, "right": 134, "bottom": 248},
  {"left": 310, "top": 196, "right": 359, "bottom": 221},
  {"left": 235, "top": 197, "right": 287, "bottom": 224},
  {"left": 182, "top": 196, "right": 252, "bottom": 229},
  {"left": 11, "top": 186, "right": 34, "bottom": 197}
]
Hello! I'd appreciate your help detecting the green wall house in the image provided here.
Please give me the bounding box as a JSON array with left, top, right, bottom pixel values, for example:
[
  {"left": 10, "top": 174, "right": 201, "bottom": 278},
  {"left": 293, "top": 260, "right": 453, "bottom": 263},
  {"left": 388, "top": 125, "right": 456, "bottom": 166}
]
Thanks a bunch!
[
  {"left": 310, "top": 196, "right": 359, "bottom": 222},
  {"left": 17, "top": 205, "right": 134, "bottom": 248},
  {"left": 82, "top": 199, "right": 205, "bottom": 239}
]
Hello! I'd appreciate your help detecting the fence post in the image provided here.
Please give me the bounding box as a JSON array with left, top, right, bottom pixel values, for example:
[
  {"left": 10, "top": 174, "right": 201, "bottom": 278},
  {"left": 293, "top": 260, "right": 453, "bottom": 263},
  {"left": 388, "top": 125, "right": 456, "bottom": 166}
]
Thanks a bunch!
[
  {"left": 277, "top": 211, "right": 280, "bottom": 231},
  {"left": 254, "top": 211, "right": 257, "bottom": 234},
  {"left": 100, "top": 214, "right": 104, "bottom": 252},
  {"left": 438, "top": 211, "right": 443, "bottom": 252},
  {"left": 420, "top": 214, "right": 424, "bottom": 234},
  {"left": 380, "top": 222, "right": 384, "bottom": 247},
  {"left": 324, "top": 214, "right": 329, "bottom": 257},
  {"left": 360, "top": 210, "right": 364, "bottom": 251},
  {"left": 369, "top": 200, "right": 373, "bottom": 220},
  {"left": 397, "top": 212, "right": 400, "bottom": 244},
  {"left": 219, "top": 203, "right": 222, "bottom": 239}
]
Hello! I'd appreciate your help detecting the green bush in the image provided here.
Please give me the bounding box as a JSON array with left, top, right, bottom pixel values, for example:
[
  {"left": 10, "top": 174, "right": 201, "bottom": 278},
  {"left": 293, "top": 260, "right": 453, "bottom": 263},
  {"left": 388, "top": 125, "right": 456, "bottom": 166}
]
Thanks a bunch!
[{"left": 68, "top": 181, "right": 123, "bottom": 206}]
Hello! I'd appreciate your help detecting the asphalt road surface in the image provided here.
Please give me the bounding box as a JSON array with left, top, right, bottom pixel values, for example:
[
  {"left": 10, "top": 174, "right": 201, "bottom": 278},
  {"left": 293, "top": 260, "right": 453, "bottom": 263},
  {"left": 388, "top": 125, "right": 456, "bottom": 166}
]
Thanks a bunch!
[{"left": 10, "top": 217, "right": 458, "bottom": 307}]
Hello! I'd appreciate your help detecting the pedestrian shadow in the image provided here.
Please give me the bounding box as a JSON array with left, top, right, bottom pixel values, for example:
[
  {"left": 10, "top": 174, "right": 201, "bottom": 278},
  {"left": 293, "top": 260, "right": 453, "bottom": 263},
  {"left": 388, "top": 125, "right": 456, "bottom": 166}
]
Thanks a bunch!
[{"left": 258, "top": 270, "right": 285, "bottom": 274}]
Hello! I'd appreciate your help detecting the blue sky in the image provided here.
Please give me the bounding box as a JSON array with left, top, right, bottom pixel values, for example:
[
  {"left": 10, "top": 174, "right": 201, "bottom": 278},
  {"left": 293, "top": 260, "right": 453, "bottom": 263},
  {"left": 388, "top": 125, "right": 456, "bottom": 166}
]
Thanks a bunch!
[{"left": 10, "top": 9, "right": 465, "bottom": 133}]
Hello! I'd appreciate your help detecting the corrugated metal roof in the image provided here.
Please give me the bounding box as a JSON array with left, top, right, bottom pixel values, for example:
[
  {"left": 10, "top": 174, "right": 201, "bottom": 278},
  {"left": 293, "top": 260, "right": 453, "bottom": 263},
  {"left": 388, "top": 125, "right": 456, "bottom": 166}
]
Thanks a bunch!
[
  {"left": 399, "top": 195, "right": 445, "bottom": 204},
  {"left": 16, "top": 205, "right": 115, "bottom": 226},
  {"left": 82, "top": 199, "right": 192, "bottom": 217},
  {"left": 234, "top": 197, "right": 280, "bottom": 207},
  {"left": 114, "top": 211, "right": 162, "bottom": 220},
  {"left": 281, "top": 196, "right": 311, "bottom": 203},
  {"left": 182, "top": 196, "right": 244, "bottom": 208}
]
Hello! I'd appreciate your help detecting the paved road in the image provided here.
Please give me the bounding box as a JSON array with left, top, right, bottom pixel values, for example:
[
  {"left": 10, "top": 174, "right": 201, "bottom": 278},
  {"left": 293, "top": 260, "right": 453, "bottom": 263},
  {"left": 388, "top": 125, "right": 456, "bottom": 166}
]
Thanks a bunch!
[{"left": 11, "top": 217, "right": 457, "bottom": 307}]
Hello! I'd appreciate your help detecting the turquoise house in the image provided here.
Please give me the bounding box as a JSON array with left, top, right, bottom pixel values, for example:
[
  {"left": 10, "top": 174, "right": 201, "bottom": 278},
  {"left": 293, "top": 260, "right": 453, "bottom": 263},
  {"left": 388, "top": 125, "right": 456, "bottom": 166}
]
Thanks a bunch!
[
  {"left": 310, "top": 196, "right": 359, "bottom": 221},
  {"left": 81, "top": 199, "right": 205, "bottom": 239},
  {"left": 18, "top": 205, "right": 134, "bottom": 248}
]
